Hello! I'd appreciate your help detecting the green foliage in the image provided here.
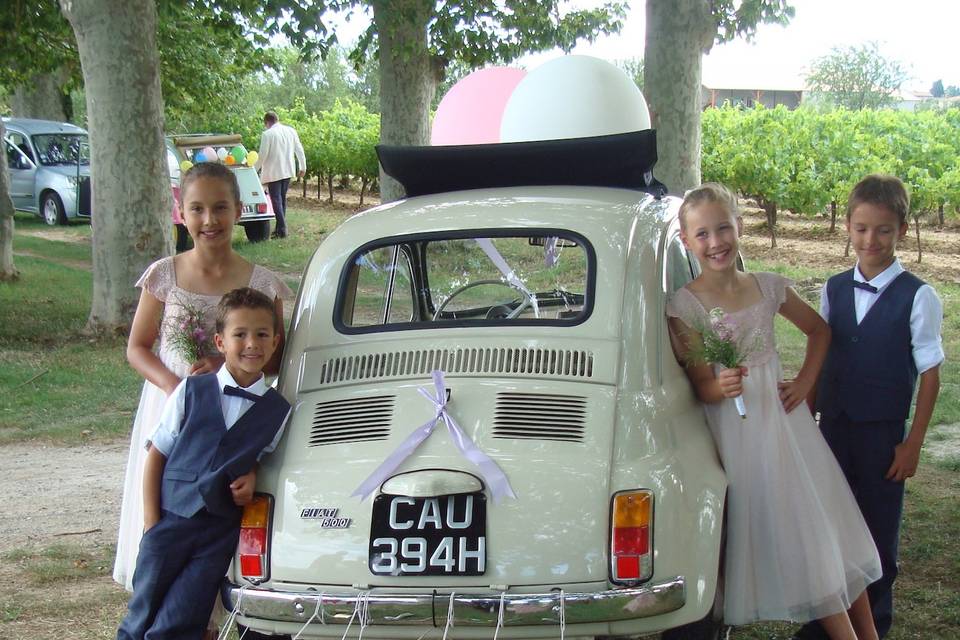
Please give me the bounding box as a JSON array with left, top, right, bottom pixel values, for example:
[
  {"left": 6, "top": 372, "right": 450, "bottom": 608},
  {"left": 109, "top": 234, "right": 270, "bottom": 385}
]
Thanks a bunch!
[
  {"left": 616, "top": 57, "right": 644, "bottom": 91},
  {"left": 931, "top": 79, "right": 945, "bottom": 98},
  {"left": 711, "top": 0, "right": 796, "bottom": 43},
  {"left": 805, "top": 41, "right": 909, "bottom": 110},
  {"left": 702, "top": 105, "right": 960, "bottom": 251}
]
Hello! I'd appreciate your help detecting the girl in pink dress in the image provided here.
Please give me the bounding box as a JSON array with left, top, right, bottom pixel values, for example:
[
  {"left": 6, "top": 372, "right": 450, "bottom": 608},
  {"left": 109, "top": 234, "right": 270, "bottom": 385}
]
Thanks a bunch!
[
  {"left": 113, "top": 163, "right": 292, "bottom": 600},
  {"left": 666, "top": 183, "right": 881, "bottom": 639}
]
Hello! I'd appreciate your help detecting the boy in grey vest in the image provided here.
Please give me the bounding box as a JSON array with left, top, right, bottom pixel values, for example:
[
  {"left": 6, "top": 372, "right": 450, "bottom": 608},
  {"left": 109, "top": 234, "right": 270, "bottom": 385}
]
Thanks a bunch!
[
  {"left": 797, "top": 175, "right": 943, "bottom": 640},
  {"left": 118, "top": 288, "right": 291, "bottom": 640}
]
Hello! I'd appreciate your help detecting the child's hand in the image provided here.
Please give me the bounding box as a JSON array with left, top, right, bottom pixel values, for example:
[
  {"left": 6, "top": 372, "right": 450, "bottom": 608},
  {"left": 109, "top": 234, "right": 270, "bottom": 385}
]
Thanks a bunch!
[
  {"left": 143, "top": 513, "right": 160, "bottom": 533},
  {"left": 189, "top": 355, "right": 225, "bottom": 375},
  {"left": 717, "top": 366, "right": 747, "bottom": 399},
  {"left": 230, "top": 469, "right": 257, "bottom": 506},
  {"left": 777, "top": 377, "right": 812, "bottom": 413},
  {"left": 885, "top": 440, "right": 922, "bottom": 482}
]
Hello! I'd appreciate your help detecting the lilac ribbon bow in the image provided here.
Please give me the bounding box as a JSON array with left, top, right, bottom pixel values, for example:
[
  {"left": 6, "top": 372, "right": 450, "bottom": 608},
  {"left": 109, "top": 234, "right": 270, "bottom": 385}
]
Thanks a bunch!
[{"left": 351, "top": 370, "right": 517, "bottom": 503}]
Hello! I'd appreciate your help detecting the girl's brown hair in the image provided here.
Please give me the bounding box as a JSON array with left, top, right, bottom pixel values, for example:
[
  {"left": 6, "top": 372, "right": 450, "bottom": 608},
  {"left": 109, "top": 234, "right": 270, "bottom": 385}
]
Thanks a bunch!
[
  {"left": 678, "top": 182, "right": 739, "bottom": 229},
  {"left": 179, "top": 161, "right": 241, "bottom": 206}
]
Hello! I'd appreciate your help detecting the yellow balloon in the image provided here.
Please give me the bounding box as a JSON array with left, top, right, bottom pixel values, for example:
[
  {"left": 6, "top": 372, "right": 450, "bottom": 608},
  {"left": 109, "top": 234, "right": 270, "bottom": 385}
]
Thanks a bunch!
[
  {"left": 179, "top": 160, "right": 193, "bottom": 172},
  {"left": 245, "top": 150, "right": 259, "bottom": 166}
]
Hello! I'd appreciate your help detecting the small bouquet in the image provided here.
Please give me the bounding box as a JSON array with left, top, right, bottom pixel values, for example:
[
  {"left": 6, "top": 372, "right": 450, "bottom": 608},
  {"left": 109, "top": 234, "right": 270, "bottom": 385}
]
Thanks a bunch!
[
  {"left": 688, "top": 307, "right": 759, "bottom": 419},
  {"left": 165, "top": 302, "right": 213, "bottom": 364}
]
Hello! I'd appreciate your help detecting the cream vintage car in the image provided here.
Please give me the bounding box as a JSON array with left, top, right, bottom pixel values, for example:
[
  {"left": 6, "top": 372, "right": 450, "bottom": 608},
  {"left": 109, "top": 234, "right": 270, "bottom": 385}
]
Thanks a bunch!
[{"left": 223, "top": 132, "right": 728, "bottom": 640}]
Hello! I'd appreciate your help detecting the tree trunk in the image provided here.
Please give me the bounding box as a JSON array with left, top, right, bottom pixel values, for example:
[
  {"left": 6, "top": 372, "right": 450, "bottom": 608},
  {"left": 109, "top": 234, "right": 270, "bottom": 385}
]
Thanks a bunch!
[
  {"left": 372, "top": 0, "right": 437, "bottom": 203},
  {"left": 643, "top": 0, "right": 715, "bottom": 195},
  {"left": 914, "top": 215, "right": 922, "bottom": 263},
  {"left": 11, "top": 70, "right": 72, "bottom": 122},
  {"left": 763, "top": 200, "right": 778, "bottom": 249},
  {"left": 302, "top": 177, "right": 307, "bottom": 198},
  {"left": 938, "top": 203, "right": 944, "bottom": 228},
  {"left": 318, "top": 173, "right": 323, "bottom": 199},
  {"left": 59, "top": 0, "right": 171, "bottom": 334},
  {"left": 0, "top": 120, "right": 19, "bottom": 282},
  {"left": 327, "top": 174, "right": 335, "bottom": 203},
  {"left": 360, "top": 177, "right": 368, "bottom": 207},
  {"left": 844, "top": 235, "right": 851, "bottom": 257},
  {"left": 829, "top": 200, "right": 837, "bottom": 232}
]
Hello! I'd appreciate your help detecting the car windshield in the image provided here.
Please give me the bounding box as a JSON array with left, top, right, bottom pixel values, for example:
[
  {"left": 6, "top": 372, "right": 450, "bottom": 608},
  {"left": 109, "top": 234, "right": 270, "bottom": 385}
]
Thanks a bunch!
[
  {"left": 339, "top": 231, "right": 592, "bottom": 331},
  {"left": 32, "top": 133, "right": 90, "bottom": 166}
]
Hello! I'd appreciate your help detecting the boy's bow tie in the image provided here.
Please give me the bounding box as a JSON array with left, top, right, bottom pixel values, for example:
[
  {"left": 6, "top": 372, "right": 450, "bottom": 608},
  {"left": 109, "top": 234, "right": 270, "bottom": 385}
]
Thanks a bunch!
[
  {"left": 223, "top": 385, "right": 261, "bottom": 401},
  {"left": 851, "top": 280, "right": 878, "bottom": 294}
]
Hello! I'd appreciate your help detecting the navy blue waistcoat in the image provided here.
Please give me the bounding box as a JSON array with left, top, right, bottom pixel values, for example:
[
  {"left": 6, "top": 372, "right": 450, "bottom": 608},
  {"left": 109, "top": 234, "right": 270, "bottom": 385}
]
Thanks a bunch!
[
  {"left": 161, "top": 373, "right": 290, "bottom": 518},
  {"left": 816, "top": 268, "right": 923, "bottom": 422}
]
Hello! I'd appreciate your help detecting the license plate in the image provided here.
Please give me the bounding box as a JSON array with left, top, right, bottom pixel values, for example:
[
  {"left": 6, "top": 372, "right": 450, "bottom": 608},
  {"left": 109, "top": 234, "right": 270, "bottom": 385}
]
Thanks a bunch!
[{"left": 369, "top": 492, "right": 486, "bottom": 576}]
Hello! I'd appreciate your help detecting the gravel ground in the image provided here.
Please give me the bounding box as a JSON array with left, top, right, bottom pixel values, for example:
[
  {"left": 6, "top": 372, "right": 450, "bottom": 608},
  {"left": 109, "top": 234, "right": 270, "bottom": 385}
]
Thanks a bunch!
[{"left": 0, "top": 441, "right": 127, "bottom": 554}]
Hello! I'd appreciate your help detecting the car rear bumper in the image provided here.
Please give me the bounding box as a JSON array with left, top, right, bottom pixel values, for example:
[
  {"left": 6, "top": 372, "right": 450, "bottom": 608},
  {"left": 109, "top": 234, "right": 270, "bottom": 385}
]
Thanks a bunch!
[{"left": 221, "top": 576, "right": 684, "bottom": 629}]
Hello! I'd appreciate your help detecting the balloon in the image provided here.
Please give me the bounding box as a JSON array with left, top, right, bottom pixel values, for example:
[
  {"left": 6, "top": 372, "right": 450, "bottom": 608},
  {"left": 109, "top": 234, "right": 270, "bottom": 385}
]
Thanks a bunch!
[
  {"left": 245, "top": 150, "right": 259, "bottom": 166},
  {"left": 224, "top": 155, "right": 236, "bottom": 165},
  {"left": 230, "top": 145, "right": 247, "bottom": 163},
  {"left": 216, "top": 147, "right": 228, "bottom": 161},
  {"left": 201, "top": 146, "right": 217, "bottom": 163},
  {"left": 431, "top": 67, "right": 527, "bottom": 145},
  {"left": 500, "top": 55, "right": 651, "bottom": 143},
  {"left": 179, "top": 160, "right": 193, "bottom": 172},
  {"left": 193, "top": 151, "right": 207, "bottom": 163}
]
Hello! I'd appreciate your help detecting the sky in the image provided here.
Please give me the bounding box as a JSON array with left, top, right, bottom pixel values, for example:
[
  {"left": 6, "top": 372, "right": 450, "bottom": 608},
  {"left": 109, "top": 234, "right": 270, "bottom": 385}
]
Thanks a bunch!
[
  {"left": 330, "top": 0, "right": 958, "bottom": 93},
  {"left": 520, "top": 0, "right": 959, "bottom": 92}
]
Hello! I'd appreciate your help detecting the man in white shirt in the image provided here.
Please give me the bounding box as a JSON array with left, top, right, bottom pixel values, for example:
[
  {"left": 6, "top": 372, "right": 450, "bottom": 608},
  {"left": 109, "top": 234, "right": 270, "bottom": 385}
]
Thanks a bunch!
[{"left": 255, "top": 111, "right": 306, "bottom": 239}]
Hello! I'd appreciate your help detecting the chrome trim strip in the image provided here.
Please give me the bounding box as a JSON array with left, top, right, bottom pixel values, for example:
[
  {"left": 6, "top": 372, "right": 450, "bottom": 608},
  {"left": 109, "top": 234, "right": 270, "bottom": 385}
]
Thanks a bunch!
[{"left": 222, "top": 576, "right": 685, "bottom": 627}]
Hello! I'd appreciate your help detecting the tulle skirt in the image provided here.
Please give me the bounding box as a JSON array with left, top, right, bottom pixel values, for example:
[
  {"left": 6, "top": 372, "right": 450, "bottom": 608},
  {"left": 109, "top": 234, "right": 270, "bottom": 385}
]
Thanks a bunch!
[{"left": 705, "top": 357, "right": 882, "bottom": 625}]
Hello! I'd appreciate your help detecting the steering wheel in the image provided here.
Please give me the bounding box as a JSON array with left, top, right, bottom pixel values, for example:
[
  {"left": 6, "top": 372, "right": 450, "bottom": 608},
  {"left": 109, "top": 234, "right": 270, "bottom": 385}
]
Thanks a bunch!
[{"left": 432, "top": 279, "right": 538, "bottom": 321}]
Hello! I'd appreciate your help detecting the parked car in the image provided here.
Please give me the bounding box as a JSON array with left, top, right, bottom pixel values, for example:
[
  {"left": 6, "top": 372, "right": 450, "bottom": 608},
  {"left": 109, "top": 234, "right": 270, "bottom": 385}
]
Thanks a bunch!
[
  {"left": 222, "top": 132, "right": 727, "bottom": 639},
  {"left": 3, "top": 117, "right": 91, "bottom": 225},
  {"left": 166, "top": 134, "right": 274, "bottom": 251}
]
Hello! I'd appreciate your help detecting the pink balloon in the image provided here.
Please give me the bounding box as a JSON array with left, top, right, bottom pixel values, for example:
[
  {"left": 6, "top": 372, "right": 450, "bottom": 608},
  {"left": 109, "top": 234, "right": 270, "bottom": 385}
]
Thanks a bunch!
[
  {"left": 431, "top": 67, "right": 527, "bottom": 146},
  {"left": 201, "top": 146, "right": 217, "bottom": 163}
]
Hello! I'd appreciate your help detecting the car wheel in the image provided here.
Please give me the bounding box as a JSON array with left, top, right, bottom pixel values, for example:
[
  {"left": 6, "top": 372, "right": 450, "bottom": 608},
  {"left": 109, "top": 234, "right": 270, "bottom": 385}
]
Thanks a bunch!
[
  {"left": 243, "top": 220, "right": 271, "bottom": 243},
  {"left": 41, "top": 192, "right": 67, "bottom": 226},
  {"left": 174, "top": 223, "right": 192, "bottom": 252}
]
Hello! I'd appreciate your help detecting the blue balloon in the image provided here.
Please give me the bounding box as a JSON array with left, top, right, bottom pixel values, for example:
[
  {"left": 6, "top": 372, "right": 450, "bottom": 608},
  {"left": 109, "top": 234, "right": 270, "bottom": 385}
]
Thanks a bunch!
[{"left": 194, "top": 151, "right": 207, "bottom": 163}]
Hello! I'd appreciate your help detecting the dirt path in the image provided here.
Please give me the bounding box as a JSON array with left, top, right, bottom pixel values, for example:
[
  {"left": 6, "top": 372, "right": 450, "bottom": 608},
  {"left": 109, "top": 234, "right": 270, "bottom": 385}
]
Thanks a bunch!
[{"left": 0, "top": 441, "right": 126, "bottom": 554}]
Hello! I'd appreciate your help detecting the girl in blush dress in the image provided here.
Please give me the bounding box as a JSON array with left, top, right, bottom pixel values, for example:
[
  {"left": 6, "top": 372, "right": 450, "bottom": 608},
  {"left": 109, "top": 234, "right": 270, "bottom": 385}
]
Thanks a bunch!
[
  {"left": 666, "top": 183, "right": 881, "bottom": 639},
  {"left": 114, "top": 163, "right": 292, "bottom": 634}
]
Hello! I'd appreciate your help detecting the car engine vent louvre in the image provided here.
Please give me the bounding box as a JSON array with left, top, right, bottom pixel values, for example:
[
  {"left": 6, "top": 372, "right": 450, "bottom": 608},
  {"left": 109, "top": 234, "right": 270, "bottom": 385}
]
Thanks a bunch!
[
  {"left": 492, "top": 392, "right": 587, "bottom": 443},
  {"left": 316, "top": 348, "right": 594, "bottom": 385},
  {"left": 308, "top": 395, "right": 394, "bottom": 447}
]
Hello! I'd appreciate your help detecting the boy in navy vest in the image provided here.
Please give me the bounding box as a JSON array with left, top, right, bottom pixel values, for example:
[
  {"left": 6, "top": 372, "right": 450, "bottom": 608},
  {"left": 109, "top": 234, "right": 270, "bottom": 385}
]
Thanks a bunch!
[
  {"left": 796, "top": 175, "right": 943, "bottom": 640},
  {"left": 118, "top": 287, "right": 291, "bottom": 640}
]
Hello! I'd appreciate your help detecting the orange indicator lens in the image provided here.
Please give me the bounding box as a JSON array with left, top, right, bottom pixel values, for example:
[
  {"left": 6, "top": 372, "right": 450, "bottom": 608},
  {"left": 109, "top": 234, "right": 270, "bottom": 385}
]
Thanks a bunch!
[
  {"left": 613, "top": 491, "right": 651, "bottom": 528},
  {"left": 241, "top": 495, "right": 271, "bottom": 528}
]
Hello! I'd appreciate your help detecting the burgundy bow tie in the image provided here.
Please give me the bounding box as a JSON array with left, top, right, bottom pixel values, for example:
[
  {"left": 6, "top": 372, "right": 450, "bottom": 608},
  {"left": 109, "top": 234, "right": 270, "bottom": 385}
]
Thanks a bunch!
[{"left": 223, "top": 385, "right": 260, "bottom": 401}]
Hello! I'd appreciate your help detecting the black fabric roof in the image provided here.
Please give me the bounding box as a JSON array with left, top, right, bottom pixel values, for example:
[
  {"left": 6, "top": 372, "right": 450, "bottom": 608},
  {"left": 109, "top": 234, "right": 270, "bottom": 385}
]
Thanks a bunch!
[{"left": 376, "top": 130, "right": 666, "bottom": 199}]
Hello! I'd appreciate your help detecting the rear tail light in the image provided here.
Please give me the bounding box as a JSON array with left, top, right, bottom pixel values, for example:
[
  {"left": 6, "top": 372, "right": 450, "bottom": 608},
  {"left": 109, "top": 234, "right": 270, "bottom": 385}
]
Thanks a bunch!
[
  {"left": 256, "top": 203, "right": 268, "bottom": 213},
  {"left": 239, "top": 494, "right": 272, "bottom": 583},
  {"left": 610, "top": 490, "right": 653, "bottom": 584}
]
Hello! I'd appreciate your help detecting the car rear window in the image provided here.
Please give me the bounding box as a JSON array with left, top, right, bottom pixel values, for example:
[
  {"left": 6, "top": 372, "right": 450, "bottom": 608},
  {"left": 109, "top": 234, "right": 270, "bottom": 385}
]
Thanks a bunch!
[{"left": 337, "top": 230, "right": 594, "bottom": 332}]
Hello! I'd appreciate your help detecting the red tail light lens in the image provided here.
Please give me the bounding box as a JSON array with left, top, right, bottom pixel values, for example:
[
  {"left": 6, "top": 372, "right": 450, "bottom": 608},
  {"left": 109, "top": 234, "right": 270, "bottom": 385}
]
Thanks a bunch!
[
  {"left": 239, "top": 494, "right": 272, "bottom": 583},
  {"left": 256, "top": 203, "right": 268, "bottom": 213},
  {"left": 610, "top": 490, "right": 653, "bottom": 584}
]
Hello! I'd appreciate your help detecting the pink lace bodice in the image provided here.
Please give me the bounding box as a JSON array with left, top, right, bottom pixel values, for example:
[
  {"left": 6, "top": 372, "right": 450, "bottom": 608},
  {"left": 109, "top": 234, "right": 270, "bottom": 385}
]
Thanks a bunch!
[
  {"left": 136, "top": 256, "right": 294, "bottom": 374},
  {"left": 666, "top": 272, "right": 793, "bottom": 368}
]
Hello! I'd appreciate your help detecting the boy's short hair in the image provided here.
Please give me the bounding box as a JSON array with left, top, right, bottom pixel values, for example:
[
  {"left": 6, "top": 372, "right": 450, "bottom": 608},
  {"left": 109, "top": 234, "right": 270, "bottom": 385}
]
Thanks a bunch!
[
  {"left": 216, "top": 287, "right": 279, "bottom": 334},
  {"left": 264, "top": 111, "right": 278, "bottom": 125},
  {"left": 678, "top": 182, "right": 739, "bottom": 228},
  {"left": 180, "top": 161, "right": 241, "bottom": 206},
  {"left": 847, "top": 174, "right": 909, "bottom": 225}
]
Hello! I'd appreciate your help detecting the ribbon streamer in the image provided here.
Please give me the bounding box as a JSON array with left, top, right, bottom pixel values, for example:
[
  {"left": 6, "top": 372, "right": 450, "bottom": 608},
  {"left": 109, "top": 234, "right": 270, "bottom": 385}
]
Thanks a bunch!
[
  {"left": 352, "top": 370, "right": 517, "bottom": 503},
  {"left": 543, "top": 236, "right": 560, "bottom": 268},
  {"left": 475, "top": 238, "right": 540, "bottom": 317}
]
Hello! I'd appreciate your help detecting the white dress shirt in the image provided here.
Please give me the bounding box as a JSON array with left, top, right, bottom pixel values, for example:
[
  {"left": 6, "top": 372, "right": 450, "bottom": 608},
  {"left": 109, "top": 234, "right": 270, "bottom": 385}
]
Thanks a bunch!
[
  {"left": 255, "top": 122, "right": 306, "bottom": 184},
  {"left": 819, "top": 258, "right": 944, "bottom": 374},
  {"left": 148, "top": 366, "right": 289, "bottom": 458}
]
